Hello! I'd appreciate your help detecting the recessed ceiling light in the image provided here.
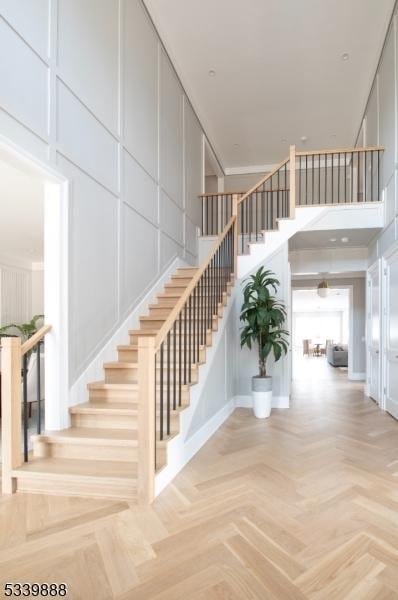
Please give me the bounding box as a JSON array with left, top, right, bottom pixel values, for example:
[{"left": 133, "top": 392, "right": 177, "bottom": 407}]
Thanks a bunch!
[
  {"left": 233, "top": 143, "right": 239, "bottom": 148},
  {"left": 342, "top": 53, "right": 349, "bottom": 61},
  {"left": 341, "top": 237, "right": 349, "bottom": 243},
  {"left": 329, "top": 238, "right": 337, "bottom": 242},
  {"left": 281, "top": 138, "right": 287, "bottom": 143},
  {"left": 331, "top": 134, "right": 337, "bottom": 138},
  {"left": 300, "top": 136, "right": 308, "bottom": 143},
  {"left": 208, "top": 69, "right": 216, "bottom": 77}
]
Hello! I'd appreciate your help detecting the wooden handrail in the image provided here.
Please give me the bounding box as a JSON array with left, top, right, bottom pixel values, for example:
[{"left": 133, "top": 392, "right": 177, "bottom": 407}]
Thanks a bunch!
[
  {"left": 200, "top": 188, "right": 289, "bottom": 197},
  {"left": 152, "top": 215, "right": 236, "bottom": 352},
  {"left": 238, "top": 158, "right": 289, "bottom": 205},
  {"left": 199, "top": 191, "right": 245, "bottom": 197},
  {"left": 296, "top": 145, "right": 384, "bottom": 156},
  {"left": 21, "top": 325, "right": 52, "bottom": 356}
]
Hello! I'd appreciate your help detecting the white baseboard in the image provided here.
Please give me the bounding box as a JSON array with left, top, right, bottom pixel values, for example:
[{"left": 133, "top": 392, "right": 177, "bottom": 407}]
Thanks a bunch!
[
  {"left": 235, "top": 395, "right": 290, "bottom": 409},
  {"left": 348, "top": 372, "right": 366, "bottom": 381},
  {"left": 69, "top": 257, "right": 184, "bottom": 411},
  {"left": 155, "top": 398, "right": 235, "bottom": 496}
]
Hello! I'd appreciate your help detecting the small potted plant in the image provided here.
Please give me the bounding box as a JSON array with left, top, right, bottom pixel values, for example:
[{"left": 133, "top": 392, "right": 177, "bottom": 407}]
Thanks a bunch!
[
  {"left": 0, "top": 315, "right": 44, "bottom": 341},
  {"left": 240, "top": 267, "right": 289, "bottom": 418}
]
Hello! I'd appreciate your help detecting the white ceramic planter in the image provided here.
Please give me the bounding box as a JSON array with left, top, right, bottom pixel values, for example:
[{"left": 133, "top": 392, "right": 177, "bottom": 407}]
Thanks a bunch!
[{"left": 251, "top": 376, "right": 272, "bottom": 419}]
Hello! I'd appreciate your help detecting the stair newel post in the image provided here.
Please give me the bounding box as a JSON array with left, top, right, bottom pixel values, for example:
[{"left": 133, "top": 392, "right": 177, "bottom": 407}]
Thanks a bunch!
[
  {"left": 137, "top": 335, "right": 156, "bottom": 504},
  {"left": 232, "top": 194, "right": 239, "bottom": 278},
  {"left": 289, "top": 145, "right": 296, "bottom": 218},
  {"left": 1, "top": 336, "right": 22, "bottom": 494}
]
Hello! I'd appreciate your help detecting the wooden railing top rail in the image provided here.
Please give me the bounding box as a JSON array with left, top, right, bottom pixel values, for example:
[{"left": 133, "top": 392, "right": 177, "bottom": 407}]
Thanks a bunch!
[
  {"left": 237, "top": 157, "right": 289, "bottom": 205},
  {"left": 21, "top": 325, "right": 52, "bottom": 356},
  {"left": 296, "top": 145, "right": 384, "bottom": 156},
  {"left": 199, "top": 191, "right": 245, "bottom": 197},
  {"left": 152, "top": 215, "right": 236, "bottom": 352},
  {"left": 200, "top": 188, "right": 290, "bottom": 197}
]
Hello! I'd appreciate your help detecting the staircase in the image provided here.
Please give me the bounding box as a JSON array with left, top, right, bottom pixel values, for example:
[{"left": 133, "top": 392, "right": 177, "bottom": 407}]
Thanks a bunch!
[
  {"left": 1, "top": 144, "right": 384, "bottom": 503},
  {"left": 11, "top": 234, "right": 235, "bottom": 502}
]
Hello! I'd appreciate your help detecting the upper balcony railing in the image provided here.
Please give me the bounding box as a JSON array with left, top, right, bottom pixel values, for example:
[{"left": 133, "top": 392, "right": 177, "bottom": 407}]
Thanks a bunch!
[{"left": 200, "top": 145, "right": 384, "bottom": 245}]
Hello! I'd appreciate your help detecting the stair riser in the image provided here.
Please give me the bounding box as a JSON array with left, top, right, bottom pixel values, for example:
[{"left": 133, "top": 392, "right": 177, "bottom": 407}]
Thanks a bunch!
[
  {"left": 15, "top": 477, "right": 137, "bottom": 501},
  {"left": 119, "top": 346, "right": 206, "bottom": 363},
  {"left": 34, "top": 440, "right": 139, "bottom": 462},
  {"left": 117, "top": 348, "right": 138, "bottom": 362},
  {"left": 129, "top": 331, "right": 213, "bottom": 346},
  {"left": 71, "top": 413, "right": 137, "bottom": 430},
  {"left": 88, "top": 389, "right": 138, "bottom": 403},
  {"left": 104, "top": 368, "right": 199, "bottom": 385},
  {"left": 139, "top": 321, "right": 218, "bottom": 333}
]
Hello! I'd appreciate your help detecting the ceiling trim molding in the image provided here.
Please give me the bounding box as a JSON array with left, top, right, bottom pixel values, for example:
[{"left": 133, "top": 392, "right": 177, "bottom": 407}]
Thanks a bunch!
[{"left": 224, "top": 163, "right": 278, "bottom": 176}]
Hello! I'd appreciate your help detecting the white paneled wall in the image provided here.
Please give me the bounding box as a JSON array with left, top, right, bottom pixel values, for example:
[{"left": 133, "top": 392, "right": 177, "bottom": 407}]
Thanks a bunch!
[
  {"left": 358, "top": 6, "right": 398, "bottom": 414},
  {"left": 0, "top": 0, "right": 205, "bottom": 384}
]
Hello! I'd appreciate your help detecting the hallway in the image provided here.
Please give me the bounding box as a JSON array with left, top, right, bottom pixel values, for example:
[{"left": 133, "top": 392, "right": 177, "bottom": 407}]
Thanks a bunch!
[{"left": 1, "top": 372, "right": 398, "bottom": 598}]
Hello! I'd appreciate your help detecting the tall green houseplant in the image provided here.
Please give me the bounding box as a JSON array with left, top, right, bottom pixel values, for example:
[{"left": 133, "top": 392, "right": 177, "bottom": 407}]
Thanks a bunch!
[{"left": 240, "top": 267, "right": 289, "bottom": 377}]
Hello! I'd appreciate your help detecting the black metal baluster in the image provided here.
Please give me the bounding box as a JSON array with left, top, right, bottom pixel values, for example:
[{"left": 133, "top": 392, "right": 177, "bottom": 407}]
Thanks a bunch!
[
  {"left": 351, "top": 152, "right": 354, "bottom": 202},
  {"left": 192, "top": 286, "right": 196, "bottom": 365},
  {"left": 371, "top": 151, "right": 374, "bottom": 201},
  {"left": 160, "top": 343, "right": 164, "bottom": 440},
  {"left": 312, "top": 155, "right": 314, "bottom": 204},
  {"left": 154, "top": 354, "right": 157, "bottom": 467},
  {"left": 344, "top": 152, "right": 347, "bottom": 203},
  {"left": 173, "top": 322, "right": 176, "bottom": 411},
  {"left": 23, "top": 353, "right": 28, "bottom": 462},
  {"left": 299, "top": 156, "right": 302, "bottom": 205},
  {"left": 36, "top": 342, "right": 41, "bottom": 434},
  {"left": 305, "top": 155, "right": 308, "bottom": 204},
  {"left": 378, "top": 150, "right": 380, "bottom": 201},
  {"left": 364, "top": 152, "right": 367, "bottom": 203},
  {"left": 178, "top": 313, "right": 182, "bottom": 407},
  {"left": 331, "top": 153, "right": 334, "bottom": 204},
  {"left": 338, "top": 152, "right": 340, "bottom": 203},
  {"left": 358, "top": 152, "right": 361, "bottom": 202},
  {"left": 318, "top": 154, "right": 321, "bottom": 204},
  {"left": 255, "top": 192, "right": 258, "bottom": 241},
  {"left": 183, "top": 304, "right": 187, "bottom": 385},
  {"left": 167, "top": 331, "right": 170, "bottom": 436},
  {"left": 188, "top": 297, "right": 192, "bottom": 384},
  {"left": 325, "top": 153, "right": 327, "bottom": 204}
]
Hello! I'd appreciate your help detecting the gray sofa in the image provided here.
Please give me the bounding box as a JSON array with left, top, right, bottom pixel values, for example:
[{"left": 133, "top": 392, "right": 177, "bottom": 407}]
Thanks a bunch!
[{"left": 327, "top": 344, "right": 348, "bottom": 367}]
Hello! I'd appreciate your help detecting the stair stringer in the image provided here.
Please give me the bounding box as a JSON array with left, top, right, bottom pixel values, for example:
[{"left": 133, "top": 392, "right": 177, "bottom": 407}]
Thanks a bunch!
[
  {"left": 155, "top": 289, "right": 237, "bottom": 496},
  {"left": 237, "top": 206, "right": 329, "bottom": 279}
]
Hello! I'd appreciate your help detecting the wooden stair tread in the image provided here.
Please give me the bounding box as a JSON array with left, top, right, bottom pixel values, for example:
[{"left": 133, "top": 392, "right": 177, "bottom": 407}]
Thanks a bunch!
[{"left": 13, "top": 457, "right": 138, "bottom": 481}]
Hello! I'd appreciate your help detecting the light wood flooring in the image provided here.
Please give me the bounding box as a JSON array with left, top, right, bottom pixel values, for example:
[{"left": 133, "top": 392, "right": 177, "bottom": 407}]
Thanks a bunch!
[{"left": 1, "top": 359, "right": 398, "bottom": 598}]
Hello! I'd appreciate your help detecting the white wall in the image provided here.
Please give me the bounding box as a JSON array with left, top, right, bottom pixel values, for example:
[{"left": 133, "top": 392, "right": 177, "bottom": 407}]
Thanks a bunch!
[{"left": 0, "top": 0, "right": 206, "bottom": 385}]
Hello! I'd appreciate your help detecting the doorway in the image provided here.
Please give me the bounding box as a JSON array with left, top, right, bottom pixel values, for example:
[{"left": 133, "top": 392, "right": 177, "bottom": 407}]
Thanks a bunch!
[
  {"left": 292, "top": 287, "right": 351, "bottom": 383},
  {"left": 0, "top": 137, "right": 69, "bottom": 432}
]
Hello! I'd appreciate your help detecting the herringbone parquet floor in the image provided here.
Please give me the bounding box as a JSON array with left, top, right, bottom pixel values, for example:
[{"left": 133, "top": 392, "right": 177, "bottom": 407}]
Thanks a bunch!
[{"left": 1, "top": 358, "right": 398, "bottom": 599}]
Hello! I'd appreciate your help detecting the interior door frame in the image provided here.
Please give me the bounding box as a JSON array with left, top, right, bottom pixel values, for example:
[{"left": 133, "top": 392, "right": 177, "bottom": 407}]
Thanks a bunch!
[
  {"left": 367, "top": 259, "right": 382, "bottom": 407},
  {"left": 0, "top": 135, "right": 70, "bottom": 430},
  {"left": 382, "top": 241, "right": 398, "bottom": 418}
]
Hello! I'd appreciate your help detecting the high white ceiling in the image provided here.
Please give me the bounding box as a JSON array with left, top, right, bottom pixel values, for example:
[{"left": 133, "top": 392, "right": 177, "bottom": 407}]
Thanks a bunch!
[
  {"left": 289, "top": 228, "right": 380, "bottom": 250},
  {"left": 293, "top": 288, "right": 349, "bottom": 313},
  {"left": 145, "top": 0, "right": 394, "bottom": 170},
  {"left": 0, "top": 159, "right": 44, "bottom": 266}
]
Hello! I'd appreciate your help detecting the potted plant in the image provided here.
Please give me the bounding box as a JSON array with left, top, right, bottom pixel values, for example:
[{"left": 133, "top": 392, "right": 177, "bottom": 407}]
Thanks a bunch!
[
  {"left": 240, "top": 267, "right": 289, "bottom": 418},
  {"left": 0, "top": 314, "right": 44, "bottom": 341}
]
